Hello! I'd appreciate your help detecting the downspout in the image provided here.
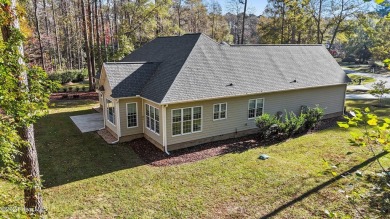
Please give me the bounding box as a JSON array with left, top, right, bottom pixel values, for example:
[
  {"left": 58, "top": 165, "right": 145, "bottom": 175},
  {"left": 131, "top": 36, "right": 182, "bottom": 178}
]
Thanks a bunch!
[{"left": 162, "top": 104, "right": 169, "bottom": 155}]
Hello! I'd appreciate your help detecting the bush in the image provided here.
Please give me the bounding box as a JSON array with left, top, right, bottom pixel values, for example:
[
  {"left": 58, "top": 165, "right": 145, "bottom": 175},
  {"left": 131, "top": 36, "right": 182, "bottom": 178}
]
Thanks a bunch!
[
  {"left": 48, "top": 69, "right": 87, "bottom": 84},
  {"left": 255, "top": 106, "right": 324, "bottom": 140},
  {"left": 62, "top": 87, "right": 67, "bottom": 93},
  {"left": 68, "top": 87, "right": 73, "bottom": 92},
  {"left": 75, "top": 87, "right": 80, "bottom": 92},
  {"left": 82, "top": 86, "right": 87, "bottom": 92},
  {"left": 255, "top": 114, "right": 280, "bottom": 138}
]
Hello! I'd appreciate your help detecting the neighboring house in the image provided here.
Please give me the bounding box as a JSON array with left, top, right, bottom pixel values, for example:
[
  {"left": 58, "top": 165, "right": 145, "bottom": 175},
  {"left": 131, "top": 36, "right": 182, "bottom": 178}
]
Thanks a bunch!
[{"left": 96, "top": 33, "right": 349, "bottom": 154}]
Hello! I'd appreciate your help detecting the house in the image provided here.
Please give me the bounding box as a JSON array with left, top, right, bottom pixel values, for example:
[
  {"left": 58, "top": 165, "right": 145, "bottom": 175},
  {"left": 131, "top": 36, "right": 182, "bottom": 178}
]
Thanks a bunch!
[{"left": 96, "top": 33, "right": 349, "bottom": 154}]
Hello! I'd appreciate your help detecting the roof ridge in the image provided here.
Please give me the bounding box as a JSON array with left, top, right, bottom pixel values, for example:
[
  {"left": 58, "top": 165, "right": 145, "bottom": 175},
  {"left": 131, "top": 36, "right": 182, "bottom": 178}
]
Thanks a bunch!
[
  {"left": 231, "top": 44, "right": 324, "bottom": 46},
  {"left": 105, "top": 61, "right": 161, "bottom": 64},
  {"left": 160, "top": 34, "right": 203, "bottom": 104}
]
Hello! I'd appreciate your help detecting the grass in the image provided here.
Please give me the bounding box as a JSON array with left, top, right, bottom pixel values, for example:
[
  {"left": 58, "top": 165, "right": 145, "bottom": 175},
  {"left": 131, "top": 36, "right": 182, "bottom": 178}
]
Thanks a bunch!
[
  {"left": 347, "top": 74, "right": 375, "bottom": 85},
  {"left": 1, "top": 99, "right": 389, "bottom": 218}
]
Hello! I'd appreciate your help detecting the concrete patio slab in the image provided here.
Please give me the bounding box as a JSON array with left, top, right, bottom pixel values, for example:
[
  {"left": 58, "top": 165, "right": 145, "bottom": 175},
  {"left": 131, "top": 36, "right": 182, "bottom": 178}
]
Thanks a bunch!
[{"left": 70, "top": 113, "right": 104, "bottom": 133}]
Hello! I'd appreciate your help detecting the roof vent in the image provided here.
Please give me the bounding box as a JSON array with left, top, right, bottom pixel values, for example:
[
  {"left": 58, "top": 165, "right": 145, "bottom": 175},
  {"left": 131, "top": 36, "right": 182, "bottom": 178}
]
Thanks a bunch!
[
  {"left": 226, "top": 83, "right": 233, "bottom": 87},
  {"left": 290, "top": 79, "right": 297, "bottom": 83}
]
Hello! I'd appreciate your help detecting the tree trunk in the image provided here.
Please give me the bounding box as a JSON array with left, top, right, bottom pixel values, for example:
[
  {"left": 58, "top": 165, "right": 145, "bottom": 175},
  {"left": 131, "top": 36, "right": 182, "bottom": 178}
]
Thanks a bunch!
[
  {"left": 43, "top": 0, "right": 49, "bottom": 35},
  {"left": 33, "top": 0, "right": 46, "bottom": 70},
  {"left": 328, "top": 0, "right": 344, "bottom": 51},
  {"left": 281, "top": 1, "right": 285, "bottom": 44},
  {"left": 19, "top": 124, "right": 44, "bottom": 213},
  {"left": 81, "top": 0, "right": 93, "bottom": 91},
  {"left": 95, "top": 0, "right": 101, "bottom": 66},
  {"left": 241, "top": 0, "right": 247, "bottom": 44},
  {"left": 1, "top": 0, "right": 44, "bottom": 214},
  {"left": 88, "top": 0, "right": 96, "bottom": 89},
  {"left": 316, "top": 0, "right": 322, "bottom": 44},
  {"left": 100, "top": 0, "right": 107, "bottom": 62},
  {"left": 51, "top": 0, "right": 62, "bottom": 70}
]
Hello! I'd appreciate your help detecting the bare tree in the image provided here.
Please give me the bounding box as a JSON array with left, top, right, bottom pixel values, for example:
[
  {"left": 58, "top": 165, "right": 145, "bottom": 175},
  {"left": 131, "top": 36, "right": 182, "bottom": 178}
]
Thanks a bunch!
[{"left": 33, "top": 0, "right": 46, "bottom": 69}]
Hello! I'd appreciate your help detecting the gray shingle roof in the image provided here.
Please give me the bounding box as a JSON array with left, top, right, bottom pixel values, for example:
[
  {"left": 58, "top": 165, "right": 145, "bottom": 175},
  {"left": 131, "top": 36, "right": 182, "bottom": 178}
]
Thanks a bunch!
[
  {"left": 102, "top": 33, "right": 349, "bottom": 103},
  {"left": 103, "top": 62, "right": 160, "bottom": 98}
]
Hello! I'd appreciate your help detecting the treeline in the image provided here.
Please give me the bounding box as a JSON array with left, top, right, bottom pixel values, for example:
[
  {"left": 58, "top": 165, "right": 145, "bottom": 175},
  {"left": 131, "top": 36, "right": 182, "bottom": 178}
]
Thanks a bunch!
[{"left": 22, "top": 0, "right": 390, "bottom": 89}]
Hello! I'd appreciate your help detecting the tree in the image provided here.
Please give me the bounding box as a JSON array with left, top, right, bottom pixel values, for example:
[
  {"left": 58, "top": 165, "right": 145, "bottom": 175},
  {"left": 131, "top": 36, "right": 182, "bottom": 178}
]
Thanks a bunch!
[
  {"left": 337, "top": 108, "right": 389, "bottom": 218},
  {"left": 1, "top": 0, "right": 55, "bottom": 215},
  {"left": 369, "top": 80, "right": 390, "bottom": 106}
]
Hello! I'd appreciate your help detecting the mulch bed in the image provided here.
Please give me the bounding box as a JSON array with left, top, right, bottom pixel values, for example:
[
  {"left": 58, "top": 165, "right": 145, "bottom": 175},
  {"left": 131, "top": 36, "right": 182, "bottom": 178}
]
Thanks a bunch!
[
  {"left": 50, "top": 92, "right": 98, "bottom": 101},
  {"left": 129, "top": 116, "right": 343, "bottom": 167}
]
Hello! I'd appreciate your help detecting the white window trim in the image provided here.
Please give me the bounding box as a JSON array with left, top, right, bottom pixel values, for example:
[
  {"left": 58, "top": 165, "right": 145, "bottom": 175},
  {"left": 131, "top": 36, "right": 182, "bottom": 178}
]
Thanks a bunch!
[
  {"left": 106, "top": 98, "right": 116, "bottom": 126},
  {"left": 171, "top": 106, "right": 203, "bottom": 137},
  {"left": 213, "top": 102, "right": 227, "bottom": 121},
  {"left": 145, "top": 104, "right": 160, "bottom": 135},
  {"left": 248, "top": 98, "right": 265, "bottom": 120},
  {"left": 126, "top": 102, "right": 138, "bottom": 128}
]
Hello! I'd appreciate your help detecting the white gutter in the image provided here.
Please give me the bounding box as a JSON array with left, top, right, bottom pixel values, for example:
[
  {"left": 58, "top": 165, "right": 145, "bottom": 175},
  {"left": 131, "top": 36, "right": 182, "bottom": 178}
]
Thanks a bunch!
[{"left": 162, "top": 104, "right": 169, "bottom": 155}]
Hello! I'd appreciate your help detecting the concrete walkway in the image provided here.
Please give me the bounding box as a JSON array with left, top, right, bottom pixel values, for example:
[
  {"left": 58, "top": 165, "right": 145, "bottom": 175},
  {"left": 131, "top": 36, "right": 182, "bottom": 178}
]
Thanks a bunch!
[{"left": 70, "top": 113, "right": 104, "bottom": 133}]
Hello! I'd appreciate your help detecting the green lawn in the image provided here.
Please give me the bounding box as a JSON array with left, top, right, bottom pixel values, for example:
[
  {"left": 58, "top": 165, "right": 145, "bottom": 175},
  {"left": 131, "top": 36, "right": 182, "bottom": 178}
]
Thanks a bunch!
[{"left": 1, "top": 100, "right": 389, "bottom": 218}]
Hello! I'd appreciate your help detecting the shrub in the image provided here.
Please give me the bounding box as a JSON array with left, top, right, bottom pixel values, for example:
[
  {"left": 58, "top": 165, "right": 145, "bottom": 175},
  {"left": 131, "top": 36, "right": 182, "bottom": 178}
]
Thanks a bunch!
[
  {"left": 62, "top": 87, "right": 67, "bottom": 93},
  {"left": 48, "top": 69, "right": 87, "bottom": 84},
  {"left": 82, "top": 86, "right": 87, "bottom": 92},
  {"left": 68, "top": 87, "right": 73, "bottom": 92},
  {"left": 75, "top": 87, "right": 80, "bottom": 92},
  {"left": 303, "top": 106, "right": 324, "bottom": 129},
  {"left": 255, "top": 114, "right": 280, "bottom": 138},
  {"left": 255, "top": 106, "right": 324, "bottom": 140}
]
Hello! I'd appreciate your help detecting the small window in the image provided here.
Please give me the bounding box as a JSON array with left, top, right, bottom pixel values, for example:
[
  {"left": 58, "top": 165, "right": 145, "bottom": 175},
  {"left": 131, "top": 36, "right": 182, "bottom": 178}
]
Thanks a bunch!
[
  {"left": 213, "top": 103, "right": 227, "bottom": 120},
  {"left": 172, "top": 106, "right": 202, "bottom": 136},
  {"left": 127, "top": 103, "right": 137, "bottom": 128},
  {"left": 248, "top": 98, "right": 264, "bottom": 119},
  {"left": 145, "top": 104, "right": 159, "bottom": 134},
  {"left": 106, "top": 99, "right": 115, "bottom": 125}
]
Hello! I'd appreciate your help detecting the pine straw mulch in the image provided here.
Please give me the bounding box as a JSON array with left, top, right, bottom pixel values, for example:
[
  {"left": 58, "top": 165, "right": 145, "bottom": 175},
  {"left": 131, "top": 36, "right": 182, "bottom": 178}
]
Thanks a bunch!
[
  {"left": 129, "top": 116, "right": 343, "bottom": 167},
  {"left": 50, "top": 92, "right": 98, "bottom": 101}
]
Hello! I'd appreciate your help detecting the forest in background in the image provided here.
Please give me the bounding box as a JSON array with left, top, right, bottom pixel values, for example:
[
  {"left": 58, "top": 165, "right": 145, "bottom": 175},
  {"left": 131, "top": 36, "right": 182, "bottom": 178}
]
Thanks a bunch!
[{"left": 22, "top": 0, "right": 390, "bottom": 89}]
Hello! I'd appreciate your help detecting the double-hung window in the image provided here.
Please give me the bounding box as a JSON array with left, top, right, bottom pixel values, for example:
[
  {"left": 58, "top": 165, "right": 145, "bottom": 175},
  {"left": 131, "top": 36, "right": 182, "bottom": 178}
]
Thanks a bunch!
[
  {"left": 126, "top": 103, "right": 137, "bottom": 128},
  {"left": 213, "top": 103, "right": 227, "bottom": 120},
  {"left": 106, "top": 99, "right": 115, "bottom": 125},
  {"left": 145, "top": 104, "right": 159, "bottom": 134},
  {"left": 172, "top": 106, "right": 202, "bottom": 136},
  {"left": 248, "top": 98, "right": 264, "bottom": 119}
]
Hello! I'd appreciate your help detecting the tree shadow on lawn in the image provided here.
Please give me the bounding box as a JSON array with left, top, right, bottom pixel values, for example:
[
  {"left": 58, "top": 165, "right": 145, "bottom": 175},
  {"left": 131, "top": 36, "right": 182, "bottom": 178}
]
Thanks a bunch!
[
  {"left": 259, "top": 151, "right": 389, "bottom": 218},
  {"left": 35, "top": 109, "right": 145, "bottom": 188}
]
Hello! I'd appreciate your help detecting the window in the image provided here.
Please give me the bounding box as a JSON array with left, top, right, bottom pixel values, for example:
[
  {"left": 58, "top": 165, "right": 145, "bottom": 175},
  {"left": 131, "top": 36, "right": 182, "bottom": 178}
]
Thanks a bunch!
[
  {"left": 106, "top": 99, "right": 115, "bottom": 125},
  {"left": 213, "top": 103, "right": 227, "bottom": 120},
  {"left": 172, "top": 106, "right": 202, "bottom": 136},
  {"left": 126, "top": 103, "right": 137, "bottom": 128},
  {"left": 248, "top": 98, "right": 264, "bottom": 119},
  {"left": 145, "top": 104, "right": 159, "bottom": 134}
]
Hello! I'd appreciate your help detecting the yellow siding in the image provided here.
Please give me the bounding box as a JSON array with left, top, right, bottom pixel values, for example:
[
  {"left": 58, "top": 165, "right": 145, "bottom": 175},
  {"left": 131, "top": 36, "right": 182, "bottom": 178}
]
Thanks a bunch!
[
  {"left": 118, "top": 98, "right": 143, "bottom": 136},
  {"left": 166, "top": 85, "right": 346, "bottom": 145}
]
